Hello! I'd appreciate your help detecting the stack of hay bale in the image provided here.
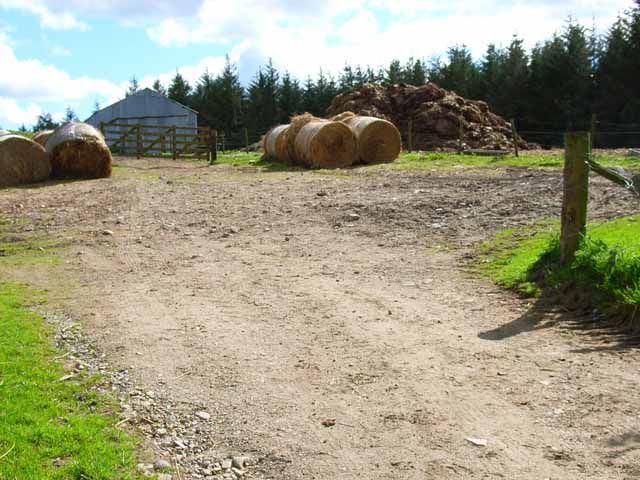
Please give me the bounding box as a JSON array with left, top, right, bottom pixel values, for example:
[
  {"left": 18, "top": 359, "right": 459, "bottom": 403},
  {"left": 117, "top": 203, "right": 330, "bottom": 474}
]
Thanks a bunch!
[
  {"left": 263, "top": 112, "right": 401, "bottom": 168},
  {"left": 0, "top": 122, "right": 112, "bottom": 188},
  {"left": 0, "top": 130, "right": 50, "bottom": 188},
  {"left": 45, "top": 122, "right": 112, "bottom": 179}
]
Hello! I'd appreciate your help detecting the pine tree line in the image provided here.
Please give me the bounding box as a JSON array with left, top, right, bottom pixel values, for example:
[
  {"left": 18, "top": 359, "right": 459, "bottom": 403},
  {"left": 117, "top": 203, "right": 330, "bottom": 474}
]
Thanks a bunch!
[{"left": 30, "top": 3, "right": 640, "bottom": 147}]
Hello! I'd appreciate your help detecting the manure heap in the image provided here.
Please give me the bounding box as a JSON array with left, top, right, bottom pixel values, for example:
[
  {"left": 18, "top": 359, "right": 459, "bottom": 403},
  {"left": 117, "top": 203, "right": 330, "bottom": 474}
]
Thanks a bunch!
[{"left": 328, "top": 83, "right": 535, "bottom": 151}]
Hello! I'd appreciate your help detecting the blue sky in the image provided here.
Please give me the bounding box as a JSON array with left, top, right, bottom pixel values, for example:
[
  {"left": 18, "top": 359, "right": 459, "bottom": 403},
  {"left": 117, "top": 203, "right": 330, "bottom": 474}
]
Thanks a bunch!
[{"left": 0, "top": 0, "right": 634, "bottom": 129}]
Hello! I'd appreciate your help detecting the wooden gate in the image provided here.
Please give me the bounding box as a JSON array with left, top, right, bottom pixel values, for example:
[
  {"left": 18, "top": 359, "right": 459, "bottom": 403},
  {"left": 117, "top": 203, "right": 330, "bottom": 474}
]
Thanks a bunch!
[{"left": 100, "top": 122, "right": 217, "bottom": 161}]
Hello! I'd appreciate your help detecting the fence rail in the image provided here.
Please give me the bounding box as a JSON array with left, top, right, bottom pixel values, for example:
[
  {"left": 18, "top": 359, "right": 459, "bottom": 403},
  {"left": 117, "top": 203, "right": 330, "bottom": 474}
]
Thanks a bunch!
[{"left": 100, "top": 122, "right": 217, "bottom": 161}]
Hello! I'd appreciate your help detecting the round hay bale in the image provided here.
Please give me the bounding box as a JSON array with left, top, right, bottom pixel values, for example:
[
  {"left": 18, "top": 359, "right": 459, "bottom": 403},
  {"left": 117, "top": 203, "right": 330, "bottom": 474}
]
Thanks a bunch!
[
  {"left": 285, "top": 113, "right": 316, "bottom": 163},
  {"left": 294, "top": 120, "right": 357, "bottom": 168},
  {"left": 330, "top": 111, "right": 357, "bottom": 123},
  {"left": 342, "top": 116, "right": 402, "bottom": 164},
  {"left": 33, "top": 129, "right": 54, "bottom": 147},
  {"left": 46, "top": 122, "right": 112, "bottom": 179},
  {"left": 0, "top": 135, "right": 51, "bottom": 187},
  {"left": 263, "top": 125, "right": 290, "bottom": 162}
]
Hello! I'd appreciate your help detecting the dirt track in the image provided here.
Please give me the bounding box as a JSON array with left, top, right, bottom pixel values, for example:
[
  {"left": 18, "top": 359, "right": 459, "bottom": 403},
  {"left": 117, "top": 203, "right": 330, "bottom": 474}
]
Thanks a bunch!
[{"left": 2, "top": 157, "right": 640, "bottom": 479}]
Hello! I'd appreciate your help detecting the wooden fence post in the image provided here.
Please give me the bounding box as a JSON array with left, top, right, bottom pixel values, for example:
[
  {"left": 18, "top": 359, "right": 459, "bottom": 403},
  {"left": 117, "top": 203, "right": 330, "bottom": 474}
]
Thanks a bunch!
[
  {"left": 511, "top": 119, "right": 519, "bottom": 158},
  {"left": 171, "top": 126, "right": 177, "bottom": 160},
  {"left": 560, "top": 132, "right": 590, "bottom": 264},
  {"left": 244, "top": 127, "right": 249, "bottom": 152},
  {"left": 221, "top": 133, "right": 226, "bottom": 153},
  {"left": 407, "top": 117, "right": 413, "bottom": 152},
  {"left": 458, "top": 119, "right": 464, "bottom": 153},
  {"left": 136, "top": 124, "right": 142, "bottom": 159},
  {"left": 590, "top": 113, "right": 597, "bottom": 153},
  {"left": 209, "top": 129, "right": 218, "bottom": 164}
]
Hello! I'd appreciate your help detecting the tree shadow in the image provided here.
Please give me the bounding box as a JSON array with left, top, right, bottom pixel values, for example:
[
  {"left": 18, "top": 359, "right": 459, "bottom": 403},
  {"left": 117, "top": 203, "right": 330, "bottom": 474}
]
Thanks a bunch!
[{"left": 478, "top": 293, "right": 640, "bottom": 353}]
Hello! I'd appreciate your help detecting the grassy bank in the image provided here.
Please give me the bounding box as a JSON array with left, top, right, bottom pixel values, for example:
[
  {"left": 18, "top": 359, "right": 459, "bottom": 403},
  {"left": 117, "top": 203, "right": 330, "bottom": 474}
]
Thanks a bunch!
[{"left": 479, "top": 215, "right": 640, "bottom": 318}]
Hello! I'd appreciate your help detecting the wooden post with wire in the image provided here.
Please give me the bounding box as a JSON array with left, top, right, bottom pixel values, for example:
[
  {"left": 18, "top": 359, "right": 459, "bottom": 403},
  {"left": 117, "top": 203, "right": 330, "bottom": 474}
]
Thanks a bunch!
[
  {"left": 560, "top": 132, "right": 590, "bottom": 265},
  {"left": 511, "top": 119, "right": 519, "bottom": 157}
]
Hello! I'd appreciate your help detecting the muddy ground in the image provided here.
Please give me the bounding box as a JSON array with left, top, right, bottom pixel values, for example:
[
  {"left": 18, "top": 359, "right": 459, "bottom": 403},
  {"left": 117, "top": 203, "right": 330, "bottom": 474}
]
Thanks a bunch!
[{"left": 1, "top": 157, "right": 640, "bottom": 480}]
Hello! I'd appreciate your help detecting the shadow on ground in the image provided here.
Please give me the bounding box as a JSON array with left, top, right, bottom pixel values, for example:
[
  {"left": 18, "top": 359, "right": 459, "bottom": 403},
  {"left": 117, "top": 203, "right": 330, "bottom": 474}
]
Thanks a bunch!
[{"left": 479, "top": 294, "right": 640, "bottom": 353}]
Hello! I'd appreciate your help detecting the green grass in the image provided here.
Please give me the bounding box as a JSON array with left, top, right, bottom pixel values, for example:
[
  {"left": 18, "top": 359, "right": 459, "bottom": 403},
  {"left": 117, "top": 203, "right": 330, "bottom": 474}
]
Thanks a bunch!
[
  {"left": 7, "top": 130, "right": 35, "bottom": 139},
  {"left": 212, "top": 150, "right": 640, "bottom": 172},
  {"left": 0, "top": 283, "right": 141, "bottom": 479},
  {"left": 0, "top": 237, "right": 62, "bottom": 267},
  {"left": 479, "top": 215, "right": 640, "bottom": 310},
  {"left": 214, "top": 151, "right": 293, "bottom": 171}
]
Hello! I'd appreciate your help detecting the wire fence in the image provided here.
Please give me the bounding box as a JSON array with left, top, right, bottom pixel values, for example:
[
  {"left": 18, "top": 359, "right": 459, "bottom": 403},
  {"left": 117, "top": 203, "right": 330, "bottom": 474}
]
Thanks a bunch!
[{"left": 516, "top": 119, "right": 640, "bottom": 150}]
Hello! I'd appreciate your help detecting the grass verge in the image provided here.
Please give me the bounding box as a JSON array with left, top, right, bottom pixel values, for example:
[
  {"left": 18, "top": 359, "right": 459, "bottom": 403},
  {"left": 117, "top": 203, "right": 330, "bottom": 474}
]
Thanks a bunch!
[
  {"left": 212, "top": 150, "right": 640, "bottom": 172},
  {"left": 479, "top": 215, "right": 640, "bottom": 321},
  {"left": 0, "top": 284, "right": 141, "bottom": 479}
]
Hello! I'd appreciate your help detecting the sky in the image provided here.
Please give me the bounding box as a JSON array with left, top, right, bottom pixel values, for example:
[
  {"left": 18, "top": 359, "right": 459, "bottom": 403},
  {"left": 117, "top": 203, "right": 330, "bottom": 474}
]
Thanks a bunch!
[{"left": 0, "top": 0, "right": 635, "bottom": 130}]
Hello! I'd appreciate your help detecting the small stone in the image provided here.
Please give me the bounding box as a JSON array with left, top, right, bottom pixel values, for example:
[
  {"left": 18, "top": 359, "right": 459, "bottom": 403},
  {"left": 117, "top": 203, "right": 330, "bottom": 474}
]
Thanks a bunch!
[
  {"left": 317, "top": 191, "right": 328, "bottom": 197},
  {"left": 347, "top": 213, "right": 360, "bottom": 221},
  {"left": 232, "top": 456, "right": 249, "bottom": 469},
  {"left": 231, "top": 467, "right": 244, "bottom": 477},
  {"left": 195, "top": 411, "right": 211, "bottom": 421},
  {"left": 466, "top": 437, "right": 488, "bottom": 447},
  {"left": 154, "top": 459, "right": 171, "bottom": 470},
  {"left": 221, "top": 459, "right": 233, "bottom": 470},
  {"left": 102, "top": 229, "right": 114, "bottom": 236},
  {"left": 229, "top": 226, "right": 239, "bottom": 234}
]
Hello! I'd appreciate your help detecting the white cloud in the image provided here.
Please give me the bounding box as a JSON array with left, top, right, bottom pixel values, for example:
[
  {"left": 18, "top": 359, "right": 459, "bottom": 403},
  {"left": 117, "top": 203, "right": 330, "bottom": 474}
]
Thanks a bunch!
[
  {"left": 49, "top": 44, "right": 71, "bottom": 56},
  {"left": 0, "top": 0, "right": 89, "bottom": 31},
  {"left": 0, "top": 31, "right": 125, "bottom": 126},
  {"left": 140, "top": 40, "right": 252, "bottom": 88},
  {"left": 0, "top": 97, "right": 42, "bottom": 127},
  {"left": 139, "top": 0, "right": 635, "bottom": 82}
]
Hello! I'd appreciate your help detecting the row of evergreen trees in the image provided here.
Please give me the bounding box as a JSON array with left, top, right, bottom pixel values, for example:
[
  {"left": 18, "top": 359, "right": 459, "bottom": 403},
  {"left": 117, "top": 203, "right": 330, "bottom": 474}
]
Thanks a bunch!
[{"left": 31, "top": 2, "right": 640, "bottom": 147}]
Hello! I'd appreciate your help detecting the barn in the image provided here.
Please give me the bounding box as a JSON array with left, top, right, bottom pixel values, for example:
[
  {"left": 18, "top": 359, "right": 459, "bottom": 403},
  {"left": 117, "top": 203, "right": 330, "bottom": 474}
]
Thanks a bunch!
[{"left": 85, "top": 88, "right": 198, "bottom": 129}]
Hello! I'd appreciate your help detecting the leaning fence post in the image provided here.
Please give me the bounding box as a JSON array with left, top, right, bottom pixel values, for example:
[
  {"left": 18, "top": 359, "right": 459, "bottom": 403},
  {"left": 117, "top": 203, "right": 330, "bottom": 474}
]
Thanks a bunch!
[
  {"left": 560, "top": 132, "right": 590, "bottom": 264},
  {"left": 511, "top": 118, "right": 519, "bottom": 158}
]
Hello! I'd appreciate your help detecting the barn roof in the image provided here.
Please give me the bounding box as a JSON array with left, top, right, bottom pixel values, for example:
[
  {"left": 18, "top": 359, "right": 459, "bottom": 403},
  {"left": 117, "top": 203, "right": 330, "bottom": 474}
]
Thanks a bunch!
[{"left": 85, "top": 88, "right": 198, "bottom": 124}]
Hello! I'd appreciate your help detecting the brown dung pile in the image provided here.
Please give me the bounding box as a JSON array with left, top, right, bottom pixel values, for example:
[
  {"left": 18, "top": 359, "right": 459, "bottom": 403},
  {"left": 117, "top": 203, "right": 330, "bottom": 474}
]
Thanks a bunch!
[
  {"left": 33, "top": 129, "right": 54, "bottom": 147},
  {"left": 331, "top": 112, "right": 402, "bottom": 163},
  {"left": 0, "top": 134, "right": 51, "bottom": 187},
  {"left": 263, "top": 125, "right": 291, "bottom": 162},
  {"left": 46, "top": 122, "right": 112, "bottom": 179},
  {"left": 288, "top": 115, "right": 357, "bottom": 168},
  {"left": 328, "top": 83, "right": 534, "bottom": 151}
]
